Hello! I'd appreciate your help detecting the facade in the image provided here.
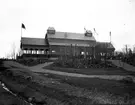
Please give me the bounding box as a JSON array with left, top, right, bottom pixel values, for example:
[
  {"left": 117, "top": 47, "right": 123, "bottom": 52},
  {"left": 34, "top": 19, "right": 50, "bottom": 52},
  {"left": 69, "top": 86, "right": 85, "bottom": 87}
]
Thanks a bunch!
[
  {"left": 20, "top": 27, "right": 115, "bottom": 59},
  {"left": 46, "top": 27, "right": 96, "bottom": 57},
  {"left": 95, "top": 42, "right": 115, "bottom": 60}
]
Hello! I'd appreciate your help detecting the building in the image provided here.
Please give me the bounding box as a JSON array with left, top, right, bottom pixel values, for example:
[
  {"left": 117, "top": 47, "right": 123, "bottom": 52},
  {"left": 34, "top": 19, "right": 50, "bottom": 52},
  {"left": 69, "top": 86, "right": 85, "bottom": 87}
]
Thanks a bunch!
[
  {"left": 95, "top": 42, "right": 115, "bottom": 60},
  {"left": 95, "top": 42, "right": 115, "bottom": 54},
  {"left": 20, "top": 27, "right": 115, "bottom": 59},
  {"left": 20, "top": 37, "right": 49, "bottom": 58},
  {"left": 46, "top": 27, "right": 96, "bottom": 57}
]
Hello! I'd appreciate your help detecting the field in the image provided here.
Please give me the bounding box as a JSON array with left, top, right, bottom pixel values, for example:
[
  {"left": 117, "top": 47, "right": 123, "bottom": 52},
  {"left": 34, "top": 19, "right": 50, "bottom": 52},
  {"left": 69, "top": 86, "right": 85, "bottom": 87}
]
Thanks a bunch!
[{"left": 0, "top": 59, "right": 135, "bottom": 105}]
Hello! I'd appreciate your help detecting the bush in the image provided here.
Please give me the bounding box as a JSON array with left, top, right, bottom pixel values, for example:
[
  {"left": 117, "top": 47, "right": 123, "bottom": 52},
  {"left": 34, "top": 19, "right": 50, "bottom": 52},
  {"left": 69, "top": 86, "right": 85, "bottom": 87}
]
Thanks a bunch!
[
  {"left": 2, "top": 70, "right": 13, "bottom": 77},
  {"left": 120, "top": 76, "right": 134, "bottom": 84},
  {"left": 17, "top": 58, "right": 48, "bottom": 66},
  {"left": 53, "top": 57, "right": 118, "bottom": 69}
]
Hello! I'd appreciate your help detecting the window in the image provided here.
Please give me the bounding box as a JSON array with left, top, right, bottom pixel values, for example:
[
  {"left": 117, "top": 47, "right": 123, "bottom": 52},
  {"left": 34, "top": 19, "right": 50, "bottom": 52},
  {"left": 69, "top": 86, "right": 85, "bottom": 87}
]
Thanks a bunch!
[
  {"left": 52, "top": 50, "right": 56, "bottom": 53},
  {"left": 32, "top": 50, "right": 36, "bottom": 54},
  {"left": 23, "top": 50, "right": 27, "bottom": 54},
  {"left": 27, "top": 50, "right": 31, "bottom": 54},
  {"left": 81, "top": 52, "right": 85, "bottom": 55},
  {"left": 37, "top": 50, "right": 40, "bottom": 54},
  {"left": 32, "top": 50, "right": 34, "bottom": 54},
  {"left": 41, "top": 51, "right": 44, "bottom": 54}
]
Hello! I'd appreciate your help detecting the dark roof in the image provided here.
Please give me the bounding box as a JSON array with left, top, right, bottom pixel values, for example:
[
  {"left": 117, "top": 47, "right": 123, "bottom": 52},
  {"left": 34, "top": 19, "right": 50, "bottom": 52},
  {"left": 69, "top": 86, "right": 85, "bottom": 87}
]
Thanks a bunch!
[
  {"left": 21, "top": 37, "right": 47, "bottom": 46},
  {"left": 96, "top": 42, "right": 115, "bottom": 49},
  {"left": 47, "top": 31, "right": 96, "bottom": 41},
  {"left": 48, "top": 42, "right": 96, "bottom": 47}
]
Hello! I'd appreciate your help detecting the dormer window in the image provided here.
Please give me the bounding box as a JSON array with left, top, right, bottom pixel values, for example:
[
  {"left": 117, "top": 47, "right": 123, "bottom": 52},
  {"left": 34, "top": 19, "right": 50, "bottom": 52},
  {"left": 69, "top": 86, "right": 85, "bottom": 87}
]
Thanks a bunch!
[
  {"left": 47, "top": 27, "right": 55, "bottom": 34},
  {"left": 85, "top": 30, "right": 92, "bottom": 37}
]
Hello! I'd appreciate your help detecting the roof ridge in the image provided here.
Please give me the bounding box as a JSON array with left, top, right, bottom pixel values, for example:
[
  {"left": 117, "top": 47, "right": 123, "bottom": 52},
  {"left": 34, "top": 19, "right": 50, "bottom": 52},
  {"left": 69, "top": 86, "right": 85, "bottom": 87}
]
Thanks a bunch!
[
  {"left": 56, "top": 31, "right": 84, "bottom": 35},
  {"left": 21, "top": 37, "right": 44, "bottom": 39}
]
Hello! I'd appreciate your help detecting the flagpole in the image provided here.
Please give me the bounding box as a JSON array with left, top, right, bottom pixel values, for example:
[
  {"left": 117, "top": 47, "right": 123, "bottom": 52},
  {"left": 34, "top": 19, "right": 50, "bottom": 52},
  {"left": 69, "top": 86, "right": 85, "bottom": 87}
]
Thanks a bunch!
[
  {"left": 21, "top": 24, "right": 22, "bottom": 38},
  {"left": 19, "top": 24, "right": 22, "bottom": 57},
  {"left": 110, "top": 31, "right": 111, "bottom": 43},
  {"left": 20, "top": 24, "right": 22, "bottom": 47}
]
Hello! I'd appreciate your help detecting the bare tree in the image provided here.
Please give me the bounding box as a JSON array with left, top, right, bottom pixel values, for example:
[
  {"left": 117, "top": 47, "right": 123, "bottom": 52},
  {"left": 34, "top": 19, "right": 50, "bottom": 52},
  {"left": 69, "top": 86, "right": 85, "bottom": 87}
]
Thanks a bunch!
[
  {"left": 122, "top": 48, "right": 126, "bottom": 55},
  {"left": 10, "top": 42, "right": 16, "bottom": 59},
  {"left": 133, "top": 45, "right": 135, "bottom": 54},
  {"left": 122, "top": 44, "right": 130, "bottom": 56},
  {"left": 128, "top": 48, "right": 132, "bottom": 56},
  {"left": 125, "top": 44, "right": 128, "bottom": 54}
]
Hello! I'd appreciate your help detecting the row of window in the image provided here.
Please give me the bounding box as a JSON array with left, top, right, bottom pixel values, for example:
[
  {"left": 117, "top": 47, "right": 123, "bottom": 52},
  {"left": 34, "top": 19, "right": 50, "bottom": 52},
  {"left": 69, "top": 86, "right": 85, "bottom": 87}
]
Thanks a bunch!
[
  {"left": 51, "top": 50, "right": 111, "bottom": 56},
  {"left": 51, "top": 50, "right": 89, "bottom": 55},
  {"left": 23, "top": 50, "right": 49, "bottom": 54},
  {"left": 22, "top": 50, "right": 110, "bottom": 56}
]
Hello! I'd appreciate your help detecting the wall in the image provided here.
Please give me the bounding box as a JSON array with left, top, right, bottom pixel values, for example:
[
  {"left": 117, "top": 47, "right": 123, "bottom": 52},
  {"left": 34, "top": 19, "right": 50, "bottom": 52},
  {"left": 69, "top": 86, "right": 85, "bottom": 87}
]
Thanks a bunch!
[{"left": 49, "top": 45, "right": 94, "bottom": 57}]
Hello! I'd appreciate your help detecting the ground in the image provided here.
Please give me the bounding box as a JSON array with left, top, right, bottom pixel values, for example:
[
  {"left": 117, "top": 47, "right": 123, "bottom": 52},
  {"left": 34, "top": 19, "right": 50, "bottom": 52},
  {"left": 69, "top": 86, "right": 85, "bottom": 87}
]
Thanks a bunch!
[{"left": 0, "top": 60, "right": 135, "bottom": 105}]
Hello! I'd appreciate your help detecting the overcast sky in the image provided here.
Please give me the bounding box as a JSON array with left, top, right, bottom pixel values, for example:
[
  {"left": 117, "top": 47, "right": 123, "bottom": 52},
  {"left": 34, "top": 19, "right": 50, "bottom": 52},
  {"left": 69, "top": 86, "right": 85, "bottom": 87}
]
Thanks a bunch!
[{"left": 0, "top": 0, "right": 135, "bottom": 58}]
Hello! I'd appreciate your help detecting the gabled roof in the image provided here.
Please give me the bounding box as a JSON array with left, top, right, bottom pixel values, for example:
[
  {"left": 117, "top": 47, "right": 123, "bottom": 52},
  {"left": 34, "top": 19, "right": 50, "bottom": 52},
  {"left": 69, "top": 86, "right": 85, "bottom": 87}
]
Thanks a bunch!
[
  {"left": 47, "top": 31, "right": 96, "bottom": 41},
  {"left": 21, "top": 37, "right": 47, "bottom": 46}
]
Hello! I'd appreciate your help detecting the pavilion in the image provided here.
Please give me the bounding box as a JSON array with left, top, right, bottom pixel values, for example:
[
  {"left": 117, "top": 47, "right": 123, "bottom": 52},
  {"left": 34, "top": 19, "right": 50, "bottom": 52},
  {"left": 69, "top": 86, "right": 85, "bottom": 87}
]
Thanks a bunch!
[{"left": 20, "top": 27, "right": 115, "bottom": 59}]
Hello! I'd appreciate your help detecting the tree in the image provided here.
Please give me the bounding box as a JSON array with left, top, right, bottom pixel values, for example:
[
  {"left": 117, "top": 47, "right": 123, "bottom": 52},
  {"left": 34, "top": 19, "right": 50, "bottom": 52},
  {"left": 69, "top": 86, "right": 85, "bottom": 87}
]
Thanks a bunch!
[
  {"left": 133, "top": 46, "right": 135, "bottom": 54},
  {"left": 10, "top": 42, "right": 16, "bottom": 59},
  {"left": 128, "top": 48, "right": 132, "bottom": 56}
]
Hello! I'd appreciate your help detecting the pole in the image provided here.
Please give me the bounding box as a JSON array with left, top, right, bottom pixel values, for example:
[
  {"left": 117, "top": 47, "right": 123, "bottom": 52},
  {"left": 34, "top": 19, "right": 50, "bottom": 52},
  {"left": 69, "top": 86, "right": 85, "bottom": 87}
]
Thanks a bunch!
[
  {"left": 20, "top": 24, "right": 22, "bottom": 50},
  {"left": 20, "top": 23, "right": 23, "bottom": 49},
  {"left": 110, "top": 31, "right": 111, "bottom": 43},
  {"left": 21, "top": 25, "right": 22, "bottom": 38},
  {"left": 105, "top": 43, "right": 107, "bottom": 68}
]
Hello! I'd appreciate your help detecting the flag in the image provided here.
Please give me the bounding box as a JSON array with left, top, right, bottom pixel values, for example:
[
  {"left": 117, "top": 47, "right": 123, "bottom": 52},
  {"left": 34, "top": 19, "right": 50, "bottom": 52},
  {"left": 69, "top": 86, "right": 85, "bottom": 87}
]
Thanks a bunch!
[
  {"left": 93, "top": 28, "right": 96, "bottom": 32},
  {"left": 93, "top": 28, "right": 98, "bottom": 35},
  {"left": 110, "top": 31, "right": 111, "bottom": 36},
  {"left": 21, "top": 23, "right": 26, "bottom": 29}
]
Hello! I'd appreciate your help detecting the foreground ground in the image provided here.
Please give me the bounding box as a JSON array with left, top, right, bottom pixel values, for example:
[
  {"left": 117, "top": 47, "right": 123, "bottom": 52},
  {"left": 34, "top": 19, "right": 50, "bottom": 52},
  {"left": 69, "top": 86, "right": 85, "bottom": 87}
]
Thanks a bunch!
[{"left": 0, "top": 60, "right": 135, "bottom": 105}]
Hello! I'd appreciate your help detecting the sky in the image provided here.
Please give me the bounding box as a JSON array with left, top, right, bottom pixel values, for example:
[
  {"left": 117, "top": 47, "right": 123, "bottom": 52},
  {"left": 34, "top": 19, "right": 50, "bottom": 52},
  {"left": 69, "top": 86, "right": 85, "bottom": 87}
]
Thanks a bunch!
[{"left": 0, "top": 0, "right": 135, "bottom": 58}]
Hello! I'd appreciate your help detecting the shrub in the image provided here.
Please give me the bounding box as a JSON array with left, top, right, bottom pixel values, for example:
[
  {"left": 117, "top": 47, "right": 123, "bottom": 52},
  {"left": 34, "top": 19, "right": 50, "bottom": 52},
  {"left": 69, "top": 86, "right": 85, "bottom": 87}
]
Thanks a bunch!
[
  {"left": 120, "top": 76, "right": 134, "bottom": 84},
  {"left": 53, "top": 57, "right": 118, "bottom": 69}
]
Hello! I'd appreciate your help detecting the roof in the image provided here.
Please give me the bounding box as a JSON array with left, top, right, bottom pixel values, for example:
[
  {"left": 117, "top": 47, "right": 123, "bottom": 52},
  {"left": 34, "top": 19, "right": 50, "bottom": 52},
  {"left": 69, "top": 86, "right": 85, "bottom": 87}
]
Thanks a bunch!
[
  {"left": 47, "top": 27, "right": 55, "bottom": 30},
  {"left": 49, "top": 42, "right": 95, "bottom": 47},
  {"left": 21, "top": 37, "right": 47, "bottom": 46},
  {"left": 96, "top": 42, "right": 115, "bottom": 49},
  {"left": 47, "top": 31, "right": 96, "bottom": 41}
]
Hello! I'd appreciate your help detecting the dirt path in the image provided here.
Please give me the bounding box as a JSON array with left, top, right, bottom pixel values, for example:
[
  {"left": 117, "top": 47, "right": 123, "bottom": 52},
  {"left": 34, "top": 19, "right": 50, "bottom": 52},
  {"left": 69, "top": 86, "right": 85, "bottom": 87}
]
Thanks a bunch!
[
  {"left": 30, "top": 65, "right": 135, "bottom": 82},
  {"left": 4, "top": 61, "right": 135, "bottom": 82},
  {"left": 109, "top": 60, "right": 135, "bottom": 72}
]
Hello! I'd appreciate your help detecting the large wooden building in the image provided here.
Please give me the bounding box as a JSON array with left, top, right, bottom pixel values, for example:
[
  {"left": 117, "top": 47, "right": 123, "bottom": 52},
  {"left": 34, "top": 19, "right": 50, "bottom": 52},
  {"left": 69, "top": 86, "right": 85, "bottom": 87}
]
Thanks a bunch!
[{"left": 20, "top": 27, "right": 115, "bottom": 59}]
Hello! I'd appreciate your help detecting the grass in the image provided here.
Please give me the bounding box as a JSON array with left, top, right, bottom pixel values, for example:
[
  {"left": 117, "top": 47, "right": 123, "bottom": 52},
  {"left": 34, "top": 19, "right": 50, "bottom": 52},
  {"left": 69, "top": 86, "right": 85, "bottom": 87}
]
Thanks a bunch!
[
  {"left": 0, "top": 80, "right": 30, "bottom": 105},
  {"left": 44, "top": 63, "right": 135, "bottom": 76},
  {"left": 40, "top": 73, "right": 135, "bottom": 100},
  {"left": 1, "top": 59, "right": 135, "bottom": 104}
]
